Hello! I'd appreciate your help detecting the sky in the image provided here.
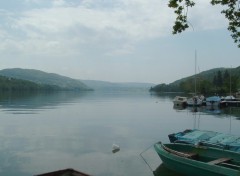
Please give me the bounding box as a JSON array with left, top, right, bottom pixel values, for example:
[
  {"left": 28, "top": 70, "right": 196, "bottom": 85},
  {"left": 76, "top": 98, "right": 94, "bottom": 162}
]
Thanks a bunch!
[{"left": 0, "top": 0, "right": 239, "bottom": 84}]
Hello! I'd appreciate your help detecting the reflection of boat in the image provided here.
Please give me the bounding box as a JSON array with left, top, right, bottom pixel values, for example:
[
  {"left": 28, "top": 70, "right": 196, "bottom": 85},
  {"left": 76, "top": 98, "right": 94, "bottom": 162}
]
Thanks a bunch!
[
  {"left": 173, "top": 104, "right": 186, "bottom": 110},
  {"left": 173, "top": 96, "right": 187, "bottom": 106},
  {"left": 154, "top": 142, "right": 240, "bottom": 176},
  {"left": 186, "top": 106, "right": 201, "bottom": 112},
  {"left": 202, "top": 106, "right": 221, "bottom": 114},
  {"left": 36, "top": 168, "right": 91, "bottom": 176},
  {"left": 168, "top": 129, "right": 240, "bottom": 152},
  {"left": 206, "top": 96, "right": 221, "bottom": 107},
  {"left": 153, "top": 163, "right": 184, "bottom": 176}
]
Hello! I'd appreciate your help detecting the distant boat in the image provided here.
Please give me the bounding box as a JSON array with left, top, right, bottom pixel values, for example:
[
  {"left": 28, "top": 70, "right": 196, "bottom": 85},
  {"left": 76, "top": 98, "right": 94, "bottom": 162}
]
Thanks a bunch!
[
  {"left": 187, "top": 95, "right": 204, "bottom": 106},
  {"left": 154, "top": 142, "right": 240, "bottom": 176},
  {"left": 173, "top": 96, "right": 187, "bottom": 106},
  {"left": 221, "top": 95, "right": 240, "bottom": 107},
  {"left": 206, "top": 96, "right": 221, "bottom": 107}
]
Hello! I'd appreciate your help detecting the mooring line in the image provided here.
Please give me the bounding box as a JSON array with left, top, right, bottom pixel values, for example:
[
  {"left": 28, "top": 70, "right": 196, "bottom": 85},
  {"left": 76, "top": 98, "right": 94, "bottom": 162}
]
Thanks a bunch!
[{"left": 139, "top": 144, "right": 154, "bottom": 172}]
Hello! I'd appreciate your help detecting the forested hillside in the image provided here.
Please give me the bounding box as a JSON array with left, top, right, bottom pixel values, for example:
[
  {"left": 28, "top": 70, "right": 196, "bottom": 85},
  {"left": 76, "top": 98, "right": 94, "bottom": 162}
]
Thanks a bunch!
[
  {"left": 150, "top": 66, "right": 240, "bottom": 94},
  {"left": 0, "top": 76, "right": 61, "bottom": 91},
  {"left": 0, "top": 68, "right": 92, "bottom": 91}
]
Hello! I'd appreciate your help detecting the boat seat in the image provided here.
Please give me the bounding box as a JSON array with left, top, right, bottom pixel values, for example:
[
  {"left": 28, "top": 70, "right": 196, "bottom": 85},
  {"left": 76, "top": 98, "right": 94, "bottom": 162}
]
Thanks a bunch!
[{"left": 208, "top": 158, "right": 231, "bottom": 165}]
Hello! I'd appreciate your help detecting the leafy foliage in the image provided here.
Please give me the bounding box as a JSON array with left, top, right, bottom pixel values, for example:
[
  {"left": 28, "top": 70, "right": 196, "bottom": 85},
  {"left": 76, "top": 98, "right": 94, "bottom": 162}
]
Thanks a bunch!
[
  {"left": 168, "top": 0, "right": 240, "bottom": 47},
  {"left": 168, "top": 0, "right": 195, "bottom": 34}
]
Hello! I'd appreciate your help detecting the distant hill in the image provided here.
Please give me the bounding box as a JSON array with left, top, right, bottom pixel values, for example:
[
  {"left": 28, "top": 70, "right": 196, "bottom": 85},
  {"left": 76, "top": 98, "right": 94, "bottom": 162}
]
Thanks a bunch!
[
  {"left": 170, "top": 67, "right": 240, "bottom": 86},
  {"left": 81, "top": 80, "right": 155, "bottom": 91},
  {"left": 169, "top": 67, "right": 227, "bottom": 86},
  {"left": 0, "top": 75, "right": 61, "bottom": 91},
  {"left": 151, "top": 66, "right": 240, "bottom": 94},
  {"left": 0, "top": 68, "right": 92, "bottom": 91}
]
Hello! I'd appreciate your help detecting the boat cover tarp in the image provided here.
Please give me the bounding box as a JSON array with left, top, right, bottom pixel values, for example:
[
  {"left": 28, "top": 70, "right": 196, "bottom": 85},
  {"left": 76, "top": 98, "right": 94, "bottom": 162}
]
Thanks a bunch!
[
  {"left": 170, "top": 129, "right": 240, "bottom": 152},
  {"left": 206, "top": 96, "right": 221, "bottom": 102}
]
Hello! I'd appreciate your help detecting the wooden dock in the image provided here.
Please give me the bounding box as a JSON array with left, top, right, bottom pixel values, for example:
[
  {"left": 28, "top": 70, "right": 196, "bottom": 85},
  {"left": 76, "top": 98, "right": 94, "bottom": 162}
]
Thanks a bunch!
[{"left": 220, "top": 100, "right": 240, "bottom": 107}]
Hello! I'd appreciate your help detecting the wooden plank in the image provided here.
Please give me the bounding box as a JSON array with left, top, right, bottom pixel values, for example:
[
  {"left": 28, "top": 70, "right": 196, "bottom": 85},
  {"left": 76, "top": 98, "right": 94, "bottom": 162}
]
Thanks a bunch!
[
  {"left": 208, "top": 158, "right": 231, "bottom": 165},
  {"left": 221, "top": 162, "right": 240, "bottom": 168}
]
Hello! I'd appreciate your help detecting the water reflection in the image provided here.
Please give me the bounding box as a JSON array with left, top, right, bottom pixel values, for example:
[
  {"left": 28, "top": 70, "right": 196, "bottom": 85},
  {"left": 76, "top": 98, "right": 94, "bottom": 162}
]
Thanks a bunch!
[
  {"left": 0, "top": 91, "right": 239, "bottom": 175},
  {"left": 153, "top": 164, "right": 184, "bottom": 176},
  {"left": 172, "top": 103, "right": 240, "bottom": 119},
  {"left": 173, "top": 104, "right": 186, "bottom": 111},
  {"left": 0, "top": 91, "right": 90, "bottom": 114}
]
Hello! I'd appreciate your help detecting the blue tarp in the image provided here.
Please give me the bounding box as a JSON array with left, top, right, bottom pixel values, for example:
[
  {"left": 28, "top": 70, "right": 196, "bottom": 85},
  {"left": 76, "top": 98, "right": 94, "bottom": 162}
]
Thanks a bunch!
[{"left": 170, "top": 129, "right": 240, "bottom": 152}]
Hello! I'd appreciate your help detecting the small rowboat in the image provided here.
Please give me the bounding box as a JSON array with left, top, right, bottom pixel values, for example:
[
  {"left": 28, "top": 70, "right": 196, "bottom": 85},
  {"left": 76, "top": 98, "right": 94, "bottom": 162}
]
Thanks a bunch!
[
  {"left": 35, "top": 168, "right": 91, "bottom": 176},
  {"left": 154, "top": 142, "right": 240, "bottom": 176}
]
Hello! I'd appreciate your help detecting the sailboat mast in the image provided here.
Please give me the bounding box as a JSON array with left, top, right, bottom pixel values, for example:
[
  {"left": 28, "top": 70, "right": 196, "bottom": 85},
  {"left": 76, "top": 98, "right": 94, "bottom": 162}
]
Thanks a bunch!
[
  {"left": 230, "top": 66, "right": 232, "bottom": 95},
  {"left": 195, "top": 50, "right": 197, "bottom": 95}
]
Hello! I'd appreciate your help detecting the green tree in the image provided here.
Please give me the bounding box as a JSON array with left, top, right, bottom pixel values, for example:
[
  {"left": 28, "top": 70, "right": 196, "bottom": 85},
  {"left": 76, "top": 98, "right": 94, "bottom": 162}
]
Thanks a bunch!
[
  {"left": 213, "top": 75, "right": 217, "bottom": 86},
  {"left": 199, "top": 80, "right": 212, "bottom": 94},
  {"left": 223, "top": 70, "right": 230, "bottom": 80},
  {"left": 230, "top": 75, "right": 239, "bottom": 93},
  {"left": 217, "top": 70, "right": 223, "bottom": 87},
  {"left": 223, "top": 69, "right": 230, "bottom": 92},
  {"left": 168, "top": 0, "right": 240, "bottom": 47}
]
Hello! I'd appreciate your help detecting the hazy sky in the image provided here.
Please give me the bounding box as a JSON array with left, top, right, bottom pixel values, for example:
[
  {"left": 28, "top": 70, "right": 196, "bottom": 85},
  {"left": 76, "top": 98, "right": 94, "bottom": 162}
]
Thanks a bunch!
[{"left": 0, "top": 0, "right": 239, "bottom": 84}]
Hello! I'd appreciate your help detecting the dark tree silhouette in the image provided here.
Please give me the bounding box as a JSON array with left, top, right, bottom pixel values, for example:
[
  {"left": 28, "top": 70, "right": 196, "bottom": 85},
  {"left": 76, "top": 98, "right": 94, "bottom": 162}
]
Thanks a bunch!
[{"left": 168, "top": 0, "right": 240, "bottom": 47}]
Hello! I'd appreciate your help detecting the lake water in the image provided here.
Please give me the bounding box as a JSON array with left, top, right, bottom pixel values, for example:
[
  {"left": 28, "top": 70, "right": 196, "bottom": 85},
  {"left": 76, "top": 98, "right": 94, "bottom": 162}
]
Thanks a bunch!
[{"left": 0, "top": 90, "right": 240, "bottom": 176}]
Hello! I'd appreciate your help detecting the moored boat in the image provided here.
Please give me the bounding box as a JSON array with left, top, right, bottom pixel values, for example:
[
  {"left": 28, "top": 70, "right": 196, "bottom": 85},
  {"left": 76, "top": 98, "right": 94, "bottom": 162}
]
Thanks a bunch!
[
  {"left": 206, "top": 96, "right": 221, "bottom": 107},
  {"left": 154, "top": 142, "right": 240, "bottom": 176},
  {"left": 173, "top": 96, "right": 187, "bottom": 106},
  {"left": 186, "top": 95, "right": 204, "bottom": 106},
  {"left": 221, "top": 95, "right": 240, "bottom": 107}
]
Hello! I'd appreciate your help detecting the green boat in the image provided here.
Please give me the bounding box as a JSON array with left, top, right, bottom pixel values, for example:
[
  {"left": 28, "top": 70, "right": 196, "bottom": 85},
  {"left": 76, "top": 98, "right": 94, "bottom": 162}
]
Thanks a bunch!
[{"left": 154, "top": 142, "right": 240, "bottom": 176}]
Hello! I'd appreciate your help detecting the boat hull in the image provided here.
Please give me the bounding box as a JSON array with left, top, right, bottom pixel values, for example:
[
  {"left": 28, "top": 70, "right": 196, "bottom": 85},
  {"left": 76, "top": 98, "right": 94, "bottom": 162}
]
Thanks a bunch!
[
  {"left": 173, "top": 96, "right": 187, "bottom": 106},
  {"left": 206, "top": 96, "right": 221, "bottom": 107},
  {"left": 154, "top": 142, "right": 240, "bottom": 176},
  {"left": 159, "top": 151, "right": 226, "bottom": 176}
]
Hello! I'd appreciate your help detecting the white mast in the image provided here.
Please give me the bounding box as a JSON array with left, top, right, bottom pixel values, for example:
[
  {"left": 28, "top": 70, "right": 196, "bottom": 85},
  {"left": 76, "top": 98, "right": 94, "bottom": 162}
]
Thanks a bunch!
[{"left": 194, "top": 50, "right": 197, "bottom": 95}]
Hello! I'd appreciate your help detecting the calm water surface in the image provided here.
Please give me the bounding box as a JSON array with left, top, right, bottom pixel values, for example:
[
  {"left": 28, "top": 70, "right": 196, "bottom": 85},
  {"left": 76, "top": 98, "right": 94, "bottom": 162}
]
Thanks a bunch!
[{"left": 0, "top": 91, "right": 239, "bottom": 176}]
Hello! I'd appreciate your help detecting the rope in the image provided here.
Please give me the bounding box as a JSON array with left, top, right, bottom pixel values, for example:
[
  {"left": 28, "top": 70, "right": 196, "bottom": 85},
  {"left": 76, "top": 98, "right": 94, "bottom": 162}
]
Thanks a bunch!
[{"left": 139, "top": 144, "right": 154, "bottom": 172}]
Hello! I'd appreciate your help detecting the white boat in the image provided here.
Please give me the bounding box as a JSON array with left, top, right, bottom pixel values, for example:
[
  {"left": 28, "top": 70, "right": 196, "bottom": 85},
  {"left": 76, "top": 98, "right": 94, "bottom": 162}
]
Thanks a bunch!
[
  {"left": 187, "top": 95, "right": 204, "bottom": 106},
  {"left": 173, "top": 96, "right": 187, "bottom": 106},
  {"left": 222, "top": 95, "right": 236, "bottom": 101},
  {"left": 221, "top": 95, "right": 240, "bottom": 107},
  {"left": 206, "top": 96, "right": 221, "bottom": 107}
]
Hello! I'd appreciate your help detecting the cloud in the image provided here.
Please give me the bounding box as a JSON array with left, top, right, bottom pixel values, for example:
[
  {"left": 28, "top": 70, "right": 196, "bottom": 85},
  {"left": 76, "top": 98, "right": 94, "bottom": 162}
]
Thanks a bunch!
[
  {"left": 0, "top": 0, "right": 175, "bottom": 58},
  {"left": 52, "top": 0, "right": 67, "bottom": 7},
  {"left": 0, "top": 0, "right": 231, "bottom": 59},
  {"left": 17, "top": 0, "right": 173, "bottom": 39},
  {"left": 189, "top": 1, "right": 228, "bottom": 31}
]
